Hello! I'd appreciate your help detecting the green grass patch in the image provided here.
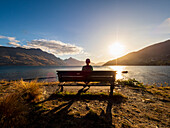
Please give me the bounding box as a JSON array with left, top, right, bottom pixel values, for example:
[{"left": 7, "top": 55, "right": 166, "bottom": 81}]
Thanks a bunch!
[{"left": 117, "top": 78, "right": 146, "bottom": 89}]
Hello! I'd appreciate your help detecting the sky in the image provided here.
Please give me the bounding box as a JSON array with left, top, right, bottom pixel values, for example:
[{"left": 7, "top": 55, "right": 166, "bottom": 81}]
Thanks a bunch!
[{"left": 0, "top": 0, "right": 170, "bottom": 63}]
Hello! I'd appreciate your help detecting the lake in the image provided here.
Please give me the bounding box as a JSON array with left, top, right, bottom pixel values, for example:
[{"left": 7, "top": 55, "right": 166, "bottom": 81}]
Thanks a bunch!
[{"left": 0, "top": 66, "right": 169, "bottom": 86}]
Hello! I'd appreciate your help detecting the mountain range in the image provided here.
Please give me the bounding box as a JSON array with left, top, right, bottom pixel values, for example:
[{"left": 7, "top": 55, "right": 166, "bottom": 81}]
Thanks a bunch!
[
  {"left": 0, "top": 39, "right": 170, "bottom": 66},
  {"left": 0, "top": 46, "right": 94, "bottom": 66},
  {"left": 103, "top": 40, "right": 170, "bottom": 66},
  {"left": 64, "top": 57, "right": 85, "bottom": 66},
  {"left": 64, "top": 57, "right": 101, "bottom": 66}
]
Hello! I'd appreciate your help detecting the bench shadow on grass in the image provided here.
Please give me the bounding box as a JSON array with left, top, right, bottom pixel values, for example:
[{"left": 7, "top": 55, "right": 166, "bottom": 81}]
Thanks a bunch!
[{"left": 31, "top": 87, "right": 126, "bottom": 128}]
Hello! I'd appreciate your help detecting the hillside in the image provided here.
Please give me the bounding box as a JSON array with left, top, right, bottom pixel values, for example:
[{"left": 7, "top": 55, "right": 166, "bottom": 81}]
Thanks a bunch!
[
  {"left": 0, "top": 46, "right": 67, "bottom": 66},
  {"left": 104, "top": 40, "right": 170, "bottom": 66},
  {"left": 94, "top": 62, "right": 105, "bottom": 66}
]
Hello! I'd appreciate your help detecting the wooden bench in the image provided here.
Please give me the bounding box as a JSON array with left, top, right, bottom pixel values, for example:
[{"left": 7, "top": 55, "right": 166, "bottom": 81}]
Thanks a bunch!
[{"left": 57, "top": 71, "right": 117, "bottom": 95}]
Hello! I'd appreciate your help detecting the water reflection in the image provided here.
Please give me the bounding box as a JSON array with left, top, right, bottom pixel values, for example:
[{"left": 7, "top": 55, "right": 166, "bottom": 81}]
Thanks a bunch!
[{"left": 109, "top": 66, "right": 126, "bottom": 79}]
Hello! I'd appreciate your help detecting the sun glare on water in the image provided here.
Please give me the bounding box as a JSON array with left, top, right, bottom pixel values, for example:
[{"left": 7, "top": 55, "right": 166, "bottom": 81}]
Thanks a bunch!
[
  {"left": 109, "top": 66, "right": 126, "bottom": 79},
  {"left": 109, "top": 42, "right": 125, "bottom": 58}
]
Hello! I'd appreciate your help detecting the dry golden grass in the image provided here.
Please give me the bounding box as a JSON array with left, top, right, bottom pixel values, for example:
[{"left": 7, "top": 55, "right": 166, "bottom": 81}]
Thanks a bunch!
[
  {"left": 145, "top": 85, "right": 170, "bottom": 99},
  {"left": 0, "top": 80, "right": 45, "bottom": 127},
  {"left": 0, "top": 93, "right": 28, "bottom": 128},
  {"left": 13, "top": 80, "right": 43, "bottom": 103},
  {"left": 118, "top": 79, "right": 170, "bottom": 100}
]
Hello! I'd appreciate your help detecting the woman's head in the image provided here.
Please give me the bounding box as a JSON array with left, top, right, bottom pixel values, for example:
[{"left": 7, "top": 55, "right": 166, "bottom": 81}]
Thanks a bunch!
[{"left": 86, "top": 58, "right": 90, "bottom": 65}]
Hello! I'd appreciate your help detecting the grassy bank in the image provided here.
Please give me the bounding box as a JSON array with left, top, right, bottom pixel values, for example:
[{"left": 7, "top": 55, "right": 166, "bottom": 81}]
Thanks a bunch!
[{"left": 0, "top": 79, "right": 169, "bottom": 128}]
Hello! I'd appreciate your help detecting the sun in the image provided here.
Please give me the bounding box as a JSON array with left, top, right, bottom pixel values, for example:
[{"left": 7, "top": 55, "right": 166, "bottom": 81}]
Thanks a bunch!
[{"left": 109, "top": 42, "right": 125, "bottom": 58}]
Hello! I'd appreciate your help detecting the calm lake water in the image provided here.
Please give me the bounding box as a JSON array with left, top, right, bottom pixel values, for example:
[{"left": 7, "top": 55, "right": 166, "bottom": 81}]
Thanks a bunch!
[{"left": 0, "top": 66, "right": 169, "bottom": 86}]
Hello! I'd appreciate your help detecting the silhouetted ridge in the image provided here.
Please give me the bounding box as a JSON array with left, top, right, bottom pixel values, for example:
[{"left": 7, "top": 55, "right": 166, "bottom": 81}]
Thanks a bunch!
[{"left": 103, "top": 40, "right": 170, "bottom": 66}]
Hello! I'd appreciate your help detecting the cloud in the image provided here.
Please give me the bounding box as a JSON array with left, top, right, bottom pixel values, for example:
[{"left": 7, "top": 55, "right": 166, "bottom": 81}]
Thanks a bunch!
[
  {"left": 0, "top": 35, "right": 84, "bottom": 56},
  {"left": 25, "top": 39, "right": 83, "bottom": 55},
  {"left": 8, "top": 42, "right": 21, "bottom": 47},
  {"left": 0, "top": 35, "right": 21, "bottom": 47},
  {"left": 157, "top": 18, "right": 170, "bottom": 34}
]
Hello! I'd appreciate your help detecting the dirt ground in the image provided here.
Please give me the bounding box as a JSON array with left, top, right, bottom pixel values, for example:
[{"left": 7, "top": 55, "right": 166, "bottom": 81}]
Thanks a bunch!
[{"left": 37, "top": 84, "right": 170, "bottom": 128}]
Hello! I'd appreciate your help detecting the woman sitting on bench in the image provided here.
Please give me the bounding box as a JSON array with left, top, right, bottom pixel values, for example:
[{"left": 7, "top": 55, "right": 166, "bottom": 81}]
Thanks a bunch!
[
  {"left": 82, "top": 58, "right": 93, "bottom": 72},
  {"left": 82, "top": 58, "right": 93, "bottom": 86}
]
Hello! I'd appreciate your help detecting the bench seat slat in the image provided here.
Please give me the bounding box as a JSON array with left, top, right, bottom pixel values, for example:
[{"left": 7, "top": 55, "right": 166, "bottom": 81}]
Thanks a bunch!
[
  {"left": 60, "top": 77, "right": 115, "bottom": 82},
  {"left": 58, "top": 84, "right": 111, "bottom": 86},
  {"left": 57, "top": 71, "right": 116, "bottom": 76},
  {"left": 60, "top": 77, "right": 84, "bottom": 82}
]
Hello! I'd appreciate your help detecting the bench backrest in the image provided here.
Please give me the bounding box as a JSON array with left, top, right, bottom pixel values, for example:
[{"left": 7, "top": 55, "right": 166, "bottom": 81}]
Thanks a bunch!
[{"left": 57, "top": 71, "right": 116, "bottom": 82}]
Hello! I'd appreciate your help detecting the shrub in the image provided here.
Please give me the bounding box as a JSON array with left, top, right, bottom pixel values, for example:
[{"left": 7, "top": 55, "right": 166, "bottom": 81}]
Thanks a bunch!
[{"left": 13, "top": 80, "right": 42, "bottom": 103}]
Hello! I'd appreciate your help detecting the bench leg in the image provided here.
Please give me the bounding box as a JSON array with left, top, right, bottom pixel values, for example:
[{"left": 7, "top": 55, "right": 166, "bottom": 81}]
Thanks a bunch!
[
  {"left": 110, "top": 83, "right": 115, "bottom": 96},
  {"left": 60, "top": 85, "right": 63, "bottom": 92}
]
